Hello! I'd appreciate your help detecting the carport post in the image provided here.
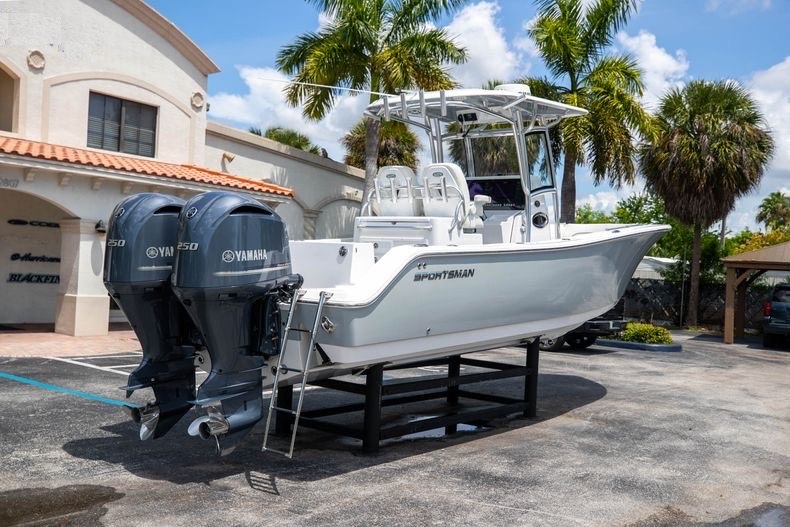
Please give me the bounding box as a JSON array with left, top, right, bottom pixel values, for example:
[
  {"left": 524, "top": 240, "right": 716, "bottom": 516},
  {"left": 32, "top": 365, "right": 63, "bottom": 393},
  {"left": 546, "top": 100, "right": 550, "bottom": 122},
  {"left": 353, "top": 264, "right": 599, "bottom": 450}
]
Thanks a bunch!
[
  {"left": 735, "top": 280, "right": 748, "bottom": 339},
  {"left": 724, "top": 267, "right": 736, "bottom": 344}
]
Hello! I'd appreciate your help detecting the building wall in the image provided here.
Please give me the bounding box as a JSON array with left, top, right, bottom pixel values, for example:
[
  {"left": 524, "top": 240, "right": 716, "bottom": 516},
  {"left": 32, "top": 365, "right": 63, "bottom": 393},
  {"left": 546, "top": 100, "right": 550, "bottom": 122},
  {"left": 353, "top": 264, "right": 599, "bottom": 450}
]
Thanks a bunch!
[
  {"left": 0, "top": 0, "right": 208, "bottom": 162},
  {"left": 0, "top": 189, "right": 64, "bottom": 323},
  {"left": 205, "top": 123, "right": 365, "bottom": 240}
]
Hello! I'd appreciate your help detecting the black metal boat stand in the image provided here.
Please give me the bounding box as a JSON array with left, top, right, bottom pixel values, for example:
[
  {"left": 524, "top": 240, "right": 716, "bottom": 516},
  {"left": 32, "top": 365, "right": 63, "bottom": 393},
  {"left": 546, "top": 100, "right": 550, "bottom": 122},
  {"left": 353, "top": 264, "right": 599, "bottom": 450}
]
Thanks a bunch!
[{"left": 272, "top": 338, "right": 540, "bottom": 454}]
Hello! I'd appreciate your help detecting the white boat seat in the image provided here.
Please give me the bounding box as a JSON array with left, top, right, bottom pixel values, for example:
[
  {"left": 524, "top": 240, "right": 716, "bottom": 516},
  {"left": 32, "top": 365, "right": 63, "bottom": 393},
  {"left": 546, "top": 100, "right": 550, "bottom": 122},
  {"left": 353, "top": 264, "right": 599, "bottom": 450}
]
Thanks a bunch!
[
  {"left": 374, "top": 165, "right": 420, "bottom": 216},
  {"left": 422, "top": 163, "right": 489, "bottom": 229}
]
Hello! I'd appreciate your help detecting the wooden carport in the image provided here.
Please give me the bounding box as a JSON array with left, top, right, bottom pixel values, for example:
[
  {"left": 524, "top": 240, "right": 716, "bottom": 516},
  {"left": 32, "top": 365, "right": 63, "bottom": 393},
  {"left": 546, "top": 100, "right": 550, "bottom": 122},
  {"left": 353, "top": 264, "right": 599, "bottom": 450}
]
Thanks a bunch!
[{"left": 722, "top": 241, "right": 790, "bottom": 343}]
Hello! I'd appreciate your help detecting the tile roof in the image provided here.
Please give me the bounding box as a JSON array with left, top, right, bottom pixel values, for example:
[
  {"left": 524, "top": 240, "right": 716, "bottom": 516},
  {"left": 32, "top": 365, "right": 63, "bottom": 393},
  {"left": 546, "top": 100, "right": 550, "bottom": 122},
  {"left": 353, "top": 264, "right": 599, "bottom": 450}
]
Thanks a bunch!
[{"left": 0, "top": 136, "right": 294, "bottom": 197}]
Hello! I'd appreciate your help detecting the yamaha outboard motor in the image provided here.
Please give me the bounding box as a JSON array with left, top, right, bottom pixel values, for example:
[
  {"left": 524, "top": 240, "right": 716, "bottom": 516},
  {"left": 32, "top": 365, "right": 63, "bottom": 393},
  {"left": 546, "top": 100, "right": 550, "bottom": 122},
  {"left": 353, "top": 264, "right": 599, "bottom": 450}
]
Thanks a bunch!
[
  {"left": 103, "top": 193, "right": 200, "bottom": 440},
  {"left": 171, "top": 191, "right": 300, "bottom": 455}
]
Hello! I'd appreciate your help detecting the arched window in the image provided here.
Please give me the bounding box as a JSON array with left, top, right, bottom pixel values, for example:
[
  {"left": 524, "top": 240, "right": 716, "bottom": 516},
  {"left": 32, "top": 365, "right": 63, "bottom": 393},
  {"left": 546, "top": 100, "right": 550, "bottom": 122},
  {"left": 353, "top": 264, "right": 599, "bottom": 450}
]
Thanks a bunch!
[{"left": 0, "top": 64, "right": 18, "bottom": 132}]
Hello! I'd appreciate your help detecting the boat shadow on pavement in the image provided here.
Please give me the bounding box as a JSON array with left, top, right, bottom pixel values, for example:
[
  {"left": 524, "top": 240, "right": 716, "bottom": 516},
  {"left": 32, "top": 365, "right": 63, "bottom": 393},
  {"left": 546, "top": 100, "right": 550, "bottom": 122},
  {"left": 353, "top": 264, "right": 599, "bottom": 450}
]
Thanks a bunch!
[{"left": 61, "top": 372, "right": 606, "bottom": 487}]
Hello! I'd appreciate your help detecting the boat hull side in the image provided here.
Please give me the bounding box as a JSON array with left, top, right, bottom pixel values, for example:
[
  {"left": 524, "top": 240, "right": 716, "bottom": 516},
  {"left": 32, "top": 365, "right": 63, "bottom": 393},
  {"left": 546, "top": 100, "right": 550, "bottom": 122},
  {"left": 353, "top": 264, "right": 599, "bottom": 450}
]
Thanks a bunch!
[{"left": 282, "top": 227, "right": 665, "bottom": 367}]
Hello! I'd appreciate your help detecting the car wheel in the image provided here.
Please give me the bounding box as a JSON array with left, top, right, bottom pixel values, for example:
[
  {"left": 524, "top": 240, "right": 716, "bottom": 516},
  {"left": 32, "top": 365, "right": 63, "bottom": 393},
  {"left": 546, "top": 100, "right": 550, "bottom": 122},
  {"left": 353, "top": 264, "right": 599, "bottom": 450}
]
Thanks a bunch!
[
  {"left": 567, "top": 335, "right": 597, "bottom": 349},
  {"left": 540, "top": 335, "right": 566, "bottom": 351}
]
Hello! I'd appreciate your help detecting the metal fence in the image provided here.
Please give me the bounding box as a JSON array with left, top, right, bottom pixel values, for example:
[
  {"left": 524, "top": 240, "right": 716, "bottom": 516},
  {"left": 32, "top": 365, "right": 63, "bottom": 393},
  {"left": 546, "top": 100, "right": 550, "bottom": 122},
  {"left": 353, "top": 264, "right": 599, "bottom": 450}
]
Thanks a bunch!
[{"left": 623, "top": 278, "right": 771, "bottom": 329}]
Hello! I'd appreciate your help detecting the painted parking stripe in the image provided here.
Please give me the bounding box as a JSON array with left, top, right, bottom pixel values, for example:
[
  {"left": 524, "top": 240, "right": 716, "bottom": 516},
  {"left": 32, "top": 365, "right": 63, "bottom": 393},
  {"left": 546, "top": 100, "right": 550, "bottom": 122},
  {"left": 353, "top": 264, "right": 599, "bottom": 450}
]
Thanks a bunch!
[
  {"left": 47, "top": 356, "right": 130, "bottom": 376},
  {"left": 0, "top": 371, "right": 136, "bottom": 408},
  {"left": 80, "top": 353, "right": 143, "bottom": 359}
]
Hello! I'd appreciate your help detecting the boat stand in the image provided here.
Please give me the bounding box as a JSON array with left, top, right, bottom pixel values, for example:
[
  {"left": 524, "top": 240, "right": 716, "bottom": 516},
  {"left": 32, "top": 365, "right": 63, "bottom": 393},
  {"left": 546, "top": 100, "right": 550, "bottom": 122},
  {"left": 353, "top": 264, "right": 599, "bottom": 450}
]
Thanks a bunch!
[{"left": 272, "top": 338, "right": 540, "bottom": 454}]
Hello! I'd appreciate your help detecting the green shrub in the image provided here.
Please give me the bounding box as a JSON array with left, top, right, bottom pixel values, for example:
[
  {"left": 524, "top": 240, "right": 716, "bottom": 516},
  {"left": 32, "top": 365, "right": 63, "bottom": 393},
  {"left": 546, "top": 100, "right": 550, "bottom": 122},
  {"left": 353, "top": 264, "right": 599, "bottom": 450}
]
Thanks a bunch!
[{"left": 620, "top": 323, "right": 673, "bottom": 345}]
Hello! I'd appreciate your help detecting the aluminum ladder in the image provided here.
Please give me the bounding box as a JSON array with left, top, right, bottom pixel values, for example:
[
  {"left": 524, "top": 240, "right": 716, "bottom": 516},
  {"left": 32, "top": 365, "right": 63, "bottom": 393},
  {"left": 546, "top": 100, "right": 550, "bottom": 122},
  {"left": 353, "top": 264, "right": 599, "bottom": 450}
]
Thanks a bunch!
[{"left": 262, "top": 290, "right": 331, "bottom": 458}]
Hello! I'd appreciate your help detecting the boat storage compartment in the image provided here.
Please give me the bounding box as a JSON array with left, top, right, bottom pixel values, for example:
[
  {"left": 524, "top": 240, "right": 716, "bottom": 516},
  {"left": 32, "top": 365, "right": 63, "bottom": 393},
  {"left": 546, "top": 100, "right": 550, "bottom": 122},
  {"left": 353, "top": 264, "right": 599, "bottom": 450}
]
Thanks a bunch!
[{"left": 291, "top": 240, "right": 375, "bottom": 288}]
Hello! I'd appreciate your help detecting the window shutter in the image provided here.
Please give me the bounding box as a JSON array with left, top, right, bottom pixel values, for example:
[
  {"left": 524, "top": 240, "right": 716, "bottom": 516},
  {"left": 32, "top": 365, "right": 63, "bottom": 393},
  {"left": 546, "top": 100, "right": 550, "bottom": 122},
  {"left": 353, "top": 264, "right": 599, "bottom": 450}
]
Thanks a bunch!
[
  {"left": 87, "top": 92, "right": 155, "bottom": 157},
  {"left": 87, "top": 93, "right": 121, "bottom": 151}
]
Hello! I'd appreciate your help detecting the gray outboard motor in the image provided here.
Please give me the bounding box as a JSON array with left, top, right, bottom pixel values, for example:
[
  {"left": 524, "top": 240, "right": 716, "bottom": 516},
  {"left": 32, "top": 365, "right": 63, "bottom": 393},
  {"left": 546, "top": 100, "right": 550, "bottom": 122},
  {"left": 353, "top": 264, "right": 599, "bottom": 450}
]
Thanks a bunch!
[
  {"left": 103, "top": 193, "right": 200, "bottom": 440},
  {"left": 171, "top": 191, "right": 300, "bottom": 455}
]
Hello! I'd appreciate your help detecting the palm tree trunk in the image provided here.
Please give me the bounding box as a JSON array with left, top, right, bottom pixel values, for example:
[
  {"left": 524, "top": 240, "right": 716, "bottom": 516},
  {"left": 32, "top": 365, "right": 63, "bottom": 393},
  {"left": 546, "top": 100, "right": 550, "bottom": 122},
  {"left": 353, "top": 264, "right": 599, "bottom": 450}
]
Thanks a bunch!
[
  {"left": 719, "top": 214, "right": 727, "bottom": 250},
  {"left": 560, "top": 147, "right": 577, "bottom": 223},
  {"left": 686, "top": 222, "right": 702, "bottom": 327},
  {"left": 364, "top": 117, "right": 381, "bottom": 204}
]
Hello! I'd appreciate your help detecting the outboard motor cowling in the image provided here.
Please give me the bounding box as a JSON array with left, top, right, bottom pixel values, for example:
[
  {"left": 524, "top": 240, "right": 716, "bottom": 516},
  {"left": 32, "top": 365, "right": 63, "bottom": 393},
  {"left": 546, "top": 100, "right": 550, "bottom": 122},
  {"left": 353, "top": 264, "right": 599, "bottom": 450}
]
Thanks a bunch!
[
  {"left": 171, "top": 191, "right": 300, "bottom": 455},
  {"left": 103, "top": 193, "right": 199, "bottom": 440}
]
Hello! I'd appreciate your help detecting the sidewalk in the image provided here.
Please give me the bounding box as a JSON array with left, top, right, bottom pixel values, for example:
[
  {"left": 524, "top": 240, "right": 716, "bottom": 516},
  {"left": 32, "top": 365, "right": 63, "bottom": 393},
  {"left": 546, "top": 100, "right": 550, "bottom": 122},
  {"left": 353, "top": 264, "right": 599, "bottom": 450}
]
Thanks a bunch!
[{"left": 0, "top": 324, "right": 140, "bottom": 358}]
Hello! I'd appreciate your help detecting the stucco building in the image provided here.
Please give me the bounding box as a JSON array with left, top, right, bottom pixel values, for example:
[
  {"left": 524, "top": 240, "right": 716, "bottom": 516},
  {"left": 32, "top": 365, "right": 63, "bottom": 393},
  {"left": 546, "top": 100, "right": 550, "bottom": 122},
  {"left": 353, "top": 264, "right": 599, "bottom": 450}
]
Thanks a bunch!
[{"left": 0, "top": 0, "right": 364, "bottom": 335}]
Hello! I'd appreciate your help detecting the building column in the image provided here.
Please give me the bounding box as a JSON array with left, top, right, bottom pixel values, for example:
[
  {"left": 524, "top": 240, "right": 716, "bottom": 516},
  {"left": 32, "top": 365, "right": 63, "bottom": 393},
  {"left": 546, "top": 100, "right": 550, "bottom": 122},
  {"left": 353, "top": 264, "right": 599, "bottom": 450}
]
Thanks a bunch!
[{"left": 54, "top": 218, "right": 109, "bottom": 336}]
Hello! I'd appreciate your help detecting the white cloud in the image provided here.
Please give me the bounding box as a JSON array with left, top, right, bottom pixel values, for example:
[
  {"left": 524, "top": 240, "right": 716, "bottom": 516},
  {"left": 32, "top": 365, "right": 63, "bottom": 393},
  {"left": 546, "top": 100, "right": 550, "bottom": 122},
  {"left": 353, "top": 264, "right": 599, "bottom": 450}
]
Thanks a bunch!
[
  {"left": 577, "top": 191, "right": 624, "bottom": 213},
  {"left": 209, "top": 67, "right": 369, "bottom": 160},
  {"left": 513, "top": 16, "right": 539, "bottom": 65},
  {"left": 446, "top": 2, "right": 519, "bottom": 88},
  {"left": 706, "top": 0, "right": 771, "bottom": 14},
  {"left": 748, "top": 56, "right": 790, "bottom": 169},
  {"left": 617, "top": 30, "right": 689, "bottom": 110}
]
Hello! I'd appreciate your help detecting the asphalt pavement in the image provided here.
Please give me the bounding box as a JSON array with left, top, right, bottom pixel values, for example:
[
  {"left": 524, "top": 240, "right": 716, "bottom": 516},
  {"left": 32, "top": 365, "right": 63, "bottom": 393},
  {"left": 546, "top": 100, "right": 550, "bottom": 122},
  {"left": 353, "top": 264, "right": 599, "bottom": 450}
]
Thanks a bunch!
[{"left": 0, "top": 332, "right": 788, "bottom": 526}]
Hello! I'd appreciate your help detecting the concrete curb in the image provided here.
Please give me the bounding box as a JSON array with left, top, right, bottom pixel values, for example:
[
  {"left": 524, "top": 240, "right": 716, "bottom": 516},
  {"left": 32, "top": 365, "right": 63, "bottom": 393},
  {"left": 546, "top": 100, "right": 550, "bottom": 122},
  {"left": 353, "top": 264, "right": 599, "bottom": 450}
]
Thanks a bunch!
[{"left": 598, "top": 338, "right": 682, "bottom": 352}]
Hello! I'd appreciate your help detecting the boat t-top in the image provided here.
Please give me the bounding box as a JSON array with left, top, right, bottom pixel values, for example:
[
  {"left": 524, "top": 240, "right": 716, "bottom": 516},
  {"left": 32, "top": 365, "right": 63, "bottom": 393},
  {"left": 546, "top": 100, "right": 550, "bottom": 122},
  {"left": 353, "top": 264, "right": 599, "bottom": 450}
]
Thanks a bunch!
[{"left": 103, "top": 84, "right": 669, "bottom": 454}]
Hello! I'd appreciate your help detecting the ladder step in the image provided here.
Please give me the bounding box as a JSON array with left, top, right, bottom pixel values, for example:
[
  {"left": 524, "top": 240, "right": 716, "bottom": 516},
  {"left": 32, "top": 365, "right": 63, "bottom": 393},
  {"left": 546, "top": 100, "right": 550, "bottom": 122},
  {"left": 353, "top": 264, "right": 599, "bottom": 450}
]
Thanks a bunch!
[
  {"left": 272, "top": 407, "right": 297, "bottom": 415},
  {"left": 262, "top": 446, "right": 293, "bottom": 458}
]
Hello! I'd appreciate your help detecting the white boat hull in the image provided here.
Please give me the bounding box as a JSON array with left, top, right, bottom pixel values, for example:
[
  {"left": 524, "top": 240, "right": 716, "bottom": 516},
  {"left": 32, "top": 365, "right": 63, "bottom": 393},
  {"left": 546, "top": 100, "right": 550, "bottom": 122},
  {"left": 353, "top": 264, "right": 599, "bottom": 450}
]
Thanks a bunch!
[{"left": 276, "top": 224, "right": 668, "bottom": 382}]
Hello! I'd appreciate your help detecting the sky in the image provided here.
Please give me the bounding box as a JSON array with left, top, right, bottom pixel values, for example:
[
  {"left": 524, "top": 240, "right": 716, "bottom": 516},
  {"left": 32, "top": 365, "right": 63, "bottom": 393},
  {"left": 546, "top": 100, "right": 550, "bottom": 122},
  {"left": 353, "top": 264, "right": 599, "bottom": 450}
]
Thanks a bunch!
[{"left": 147, "top": 0, "right": 789, "bottom": 233}]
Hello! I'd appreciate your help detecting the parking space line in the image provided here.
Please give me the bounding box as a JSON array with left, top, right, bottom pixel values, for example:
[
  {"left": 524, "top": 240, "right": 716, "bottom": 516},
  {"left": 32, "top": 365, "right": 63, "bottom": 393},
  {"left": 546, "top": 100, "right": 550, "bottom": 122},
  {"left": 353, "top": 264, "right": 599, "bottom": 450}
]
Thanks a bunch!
[
  {"left": 82, "top": 353, "right": 143, "bottom": 359},
  {"left": 0, "top": 371, "right": 136, "bottom": 408},
  {"left": 46, "top": 356, "right": 130, "bottom": 377}
]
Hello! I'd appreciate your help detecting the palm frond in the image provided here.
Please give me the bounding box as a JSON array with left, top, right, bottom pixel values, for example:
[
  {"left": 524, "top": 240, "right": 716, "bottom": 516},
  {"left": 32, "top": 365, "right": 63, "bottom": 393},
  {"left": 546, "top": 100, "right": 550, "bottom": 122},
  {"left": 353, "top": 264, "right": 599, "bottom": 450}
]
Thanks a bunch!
[{"left": 582, "top": 0, "right": 640, "bottom": 59}]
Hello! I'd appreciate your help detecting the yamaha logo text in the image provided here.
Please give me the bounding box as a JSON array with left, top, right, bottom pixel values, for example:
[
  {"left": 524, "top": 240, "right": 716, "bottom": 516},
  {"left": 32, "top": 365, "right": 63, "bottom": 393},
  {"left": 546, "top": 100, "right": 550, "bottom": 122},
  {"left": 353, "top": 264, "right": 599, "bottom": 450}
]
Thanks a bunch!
[
  {"left": 146, "top": 246, "right": 174, "bottom": 259},
  {"left": 221, "top": 249, "right": 267, "bottom": 263}
]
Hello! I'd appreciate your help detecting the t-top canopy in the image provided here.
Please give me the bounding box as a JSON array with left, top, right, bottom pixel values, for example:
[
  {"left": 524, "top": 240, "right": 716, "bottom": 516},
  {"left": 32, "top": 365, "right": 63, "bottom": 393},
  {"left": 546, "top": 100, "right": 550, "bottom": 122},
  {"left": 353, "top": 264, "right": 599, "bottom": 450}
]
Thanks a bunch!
[{"left": 365, "top": 85, "right": 588, "bottom": 128}]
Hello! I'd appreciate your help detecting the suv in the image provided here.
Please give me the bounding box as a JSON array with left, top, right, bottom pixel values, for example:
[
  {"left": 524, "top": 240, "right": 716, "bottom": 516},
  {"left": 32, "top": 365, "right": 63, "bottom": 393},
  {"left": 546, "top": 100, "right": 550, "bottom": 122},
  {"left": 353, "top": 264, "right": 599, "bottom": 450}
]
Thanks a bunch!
[
  {"left": 763, "top": 283, "right": 790, "bottom": 348},
  {"left": 540, "top": 298, "right": 626, "bottom": 351}
]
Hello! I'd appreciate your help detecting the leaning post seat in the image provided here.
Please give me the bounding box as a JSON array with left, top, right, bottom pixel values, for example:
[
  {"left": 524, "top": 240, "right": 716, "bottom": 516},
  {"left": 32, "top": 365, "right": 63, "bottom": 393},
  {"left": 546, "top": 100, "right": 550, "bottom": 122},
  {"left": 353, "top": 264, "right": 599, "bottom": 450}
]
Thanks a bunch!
[
  {"left": 373, "top": 165, "right": 421, "bottom": 216},
  {"left": 422, "top": 162, "right": 489, "bottom": 229},
  {"left": 103, "top": 193, "right": 199, "bottom": 440},
  {"left": 170, "top": 191, "right": 301, "bottom": 455}
]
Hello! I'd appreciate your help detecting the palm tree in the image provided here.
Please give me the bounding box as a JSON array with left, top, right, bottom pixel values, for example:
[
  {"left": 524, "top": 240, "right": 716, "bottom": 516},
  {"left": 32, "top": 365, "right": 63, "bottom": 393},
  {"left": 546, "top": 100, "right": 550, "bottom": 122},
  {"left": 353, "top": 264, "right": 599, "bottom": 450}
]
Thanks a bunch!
[
  {"left": 527, "top": 0, "right": 653, "bottom": 222},
  {"left": 639, "top": 80, "right": 775, "bottom": 326},
  {"left": 249, "top": 126, "right": 323, "bottom": 155},
  {"left": 343, "top": 120, "right": 420, "bottom": 171},
  {"left": 277, "top": 0, "right": 467, "bottom": 193},
  {"left": 756, "top": 192, "right": 790, "bottom": 231}
]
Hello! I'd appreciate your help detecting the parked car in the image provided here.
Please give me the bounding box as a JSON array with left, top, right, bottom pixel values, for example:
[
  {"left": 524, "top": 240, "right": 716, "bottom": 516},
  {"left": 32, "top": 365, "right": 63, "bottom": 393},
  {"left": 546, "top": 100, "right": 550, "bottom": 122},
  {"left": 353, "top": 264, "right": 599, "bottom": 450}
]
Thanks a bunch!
[
  {"left": 540, "top": 298, "right": 626, "bottom": 351},
  {"left": 762, "top": 283, "right": 790, "bottom": 348}
]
